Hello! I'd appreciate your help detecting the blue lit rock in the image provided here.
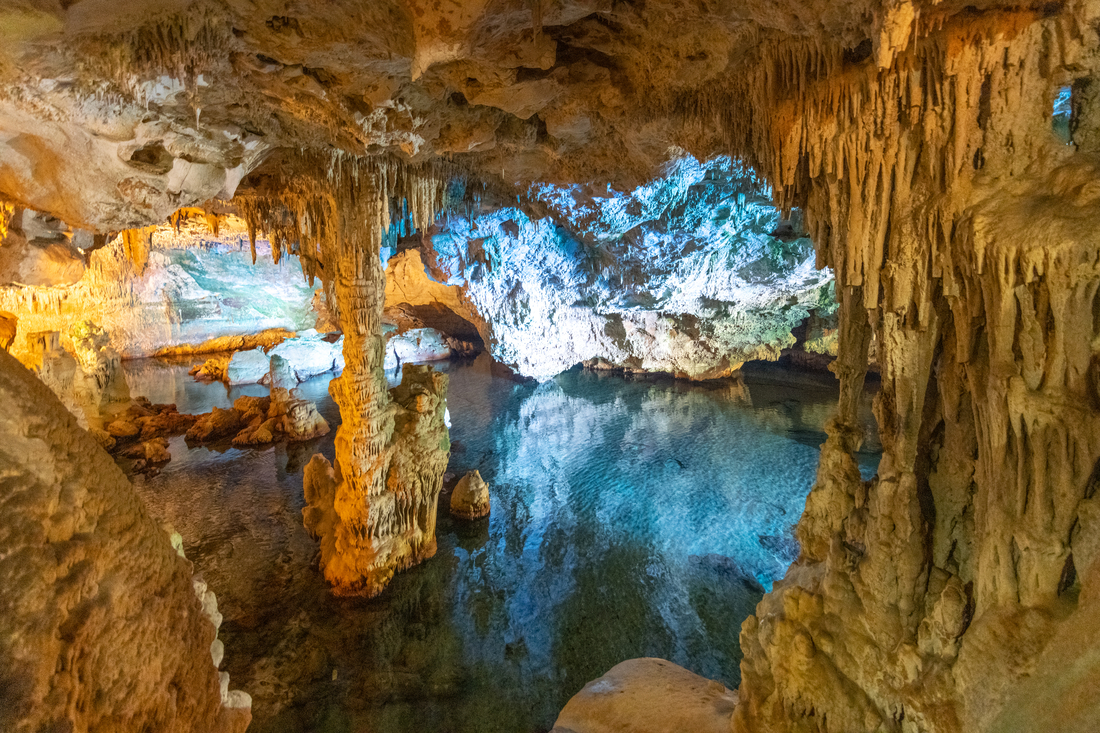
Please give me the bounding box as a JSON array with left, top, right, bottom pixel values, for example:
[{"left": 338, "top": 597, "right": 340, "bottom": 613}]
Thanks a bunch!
[
  {"left": 416, "top": 155, "right": 835, "bottom": 380},
  {"left": 225, "top": 348, "right": 270, "bottom": 385}
]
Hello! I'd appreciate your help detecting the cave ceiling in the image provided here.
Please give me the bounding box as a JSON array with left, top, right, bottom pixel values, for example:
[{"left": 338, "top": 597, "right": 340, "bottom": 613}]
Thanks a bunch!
[{"left": 0, "top": 0, "right": 1054, "bottom": 232}]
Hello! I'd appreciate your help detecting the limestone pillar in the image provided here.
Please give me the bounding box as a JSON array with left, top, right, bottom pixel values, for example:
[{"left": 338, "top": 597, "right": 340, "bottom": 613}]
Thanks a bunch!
[{"left": 302, "top": 196, "right": 450, "bottom": 597}]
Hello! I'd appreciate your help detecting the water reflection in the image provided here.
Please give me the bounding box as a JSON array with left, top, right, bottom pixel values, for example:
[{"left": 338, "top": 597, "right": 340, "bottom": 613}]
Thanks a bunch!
[{"left": 125, "top": 355, "right": 878, "bottom": 733}]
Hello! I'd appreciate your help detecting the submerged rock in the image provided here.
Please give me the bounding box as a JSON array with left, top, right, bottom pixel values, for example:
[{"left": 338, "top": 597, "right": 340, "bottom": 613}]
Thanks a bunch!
[
  {"left": 551, "top": 658, "right": 737, "bottom": 733},
  {"left": 450, "top": 470, "right": 491, "bottom": 520}
]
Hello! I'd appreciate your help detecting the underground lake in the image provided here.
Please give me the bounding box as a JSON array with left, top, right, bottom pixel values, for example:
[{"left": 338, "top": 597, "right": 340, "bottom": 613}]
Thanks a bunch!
[{"left": 122, "top": 354, "right": 879, "bottom": 733}]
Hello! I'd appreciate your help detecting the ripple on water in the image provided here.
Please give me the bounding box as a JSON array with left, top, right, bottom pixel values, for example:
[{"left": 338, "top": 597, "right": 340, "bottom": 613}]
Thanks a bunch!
[{"left": 125, "top": 355, "right": 879, "bottom": 733}]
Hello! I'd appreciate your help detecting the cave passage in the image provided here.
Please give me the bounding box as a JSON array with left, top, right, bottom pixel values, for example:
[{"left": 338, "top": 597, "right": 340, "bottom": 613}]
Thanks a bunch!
[{"left": 124, "top": 353, "right": 878, "bottom": 733}]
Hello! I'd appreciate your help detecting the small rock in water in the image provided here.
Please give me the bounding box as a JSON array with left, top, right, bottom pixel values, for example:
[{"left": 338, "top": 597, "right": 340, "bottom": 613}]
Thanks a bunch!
[{"left": 450, "top": 469, "right": 490, "bottom": 519}]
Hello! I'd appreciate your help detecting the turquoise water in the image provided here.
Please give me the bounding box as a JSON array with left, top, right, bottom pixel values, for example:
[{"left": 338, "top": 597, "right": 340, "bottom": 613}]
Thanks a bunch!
[{"left": 124, "top": 356, "right": 879, "bottom": 733}]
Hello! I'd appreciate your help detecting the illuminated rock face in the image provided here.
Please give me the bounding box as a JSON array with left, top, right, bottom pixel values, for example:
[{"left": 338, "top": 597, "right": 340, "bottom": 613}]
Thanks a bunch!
[
  {"left": 301, "top": 203, "right": 451, "bottom": 598},
  {"left": 0, "top": 348, "right": 250, "bottom": 733},
  {"left": 0, "top": 218, "right": 319, "bottom": 363},
  {"left": 732, "top": 13, "right": 1100, "bottom": 733},
  {"left": 385, "top": 157, "right": 835, "bottom": 381}
]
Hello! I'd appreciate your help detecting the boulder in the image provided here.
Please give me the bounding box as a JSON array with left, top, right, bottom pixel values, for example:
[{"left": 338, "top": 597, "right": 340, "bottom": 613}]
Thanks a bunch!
[
  {"left": 232, "top": 395, "right": 271, "bottom": 425},
  {"left": 267, "top": 330, "right": 342, "bottom": 381},
  {"left": 122, "top": 438, "right": 171, "bottom": 464},
  {"left": 107, "top": 418, "right": 141, "bottom": 439},
  {"left": 231, "top": 417, "right": 279, "bottom": 447},
  {"left": 185, "top": 407, "right": 242, "bottom": 443},
  {"left": 450, "top": 469, "right": 490, "bottom": 519},
  {"left": 225, "top": 349, "right": 270, "bottom": 385},
  {"left": 268, "top": 355, "right": 329, "bottom": 441},
  {"left": 88, "top": 426, "right": 116, "bottom": 451},
  {"left": 139, "top": 407, "right": 198, "bottom": 440},
  {"left": 551, "top": 658, "right": 737, "bottom": 733},
  {"left": 191, "top": 354, "right": 230, "bottom": 382},
  {"left": 279, "top": 399, "right": 329, "bottom": 442}
]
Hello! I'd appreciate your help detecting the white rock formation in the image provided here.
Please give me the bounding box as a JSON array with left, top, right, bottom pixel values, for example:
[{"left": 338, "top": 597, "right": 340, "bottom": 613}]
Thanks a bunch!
[
  {"left": 225, "top": 348, "right": 270, "bottom": 385},
  {"left": 416, "top": 155, "right": 835, "bottom": 380},
  {"left": 267, "top": 329, "right": 343, "bottom": 381}
]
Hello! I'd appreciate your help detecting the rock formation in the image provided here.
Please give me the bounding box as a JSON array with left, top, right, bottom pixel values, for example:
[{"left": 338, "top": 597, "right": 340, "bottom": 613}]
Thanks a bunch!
[
  {"left": 0, "top": 215, "right": 319, "bottom": 364},
  {"left": 450, "top": 469, "right": 491, "bottom": 520},
  {"left": 731, "top": 8, "right": 1100, "bottom": 733},
  {"left": 223, "top": 157, "right": 454, "bottom": 597},
  {"left": 182, "top": 357, "right": 330, "bottom": 447},
  {"left": 0, "top": 347, "right": 250, "bottom": 733},
  {"left": 551, "top": 658, "right": 738, "bottom": 733},
  {"left": 415, "top": 155, "right": 835, "bottom": 380},
  {"left": 0, "top": 0, "right": 1099, "bottom": 729},
  {"left": 301, "top": 195, "right": 452, "bottom": 593}
]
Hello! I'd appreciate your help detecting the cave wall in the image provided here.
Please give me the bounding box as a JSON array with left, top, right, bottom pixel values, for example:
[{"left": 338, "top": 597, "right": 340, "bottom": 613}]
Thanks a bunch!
[
  {"left": 0, "top": 213, "right": 318, "bottom": 361},
  {"left": 733, "top": 5, "right": 1100, "bottom": 732},
  {"left": 0, "top": 347, "right": 250, "bottom": 733},
  {"left": 415, "top": 155, "right": 836, "bottom": 380}
]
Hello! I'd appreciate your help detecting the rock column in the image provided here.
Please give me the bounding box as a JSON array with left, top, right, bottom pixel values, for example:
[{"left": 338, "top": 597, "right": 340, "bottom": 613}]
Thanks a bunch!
[{"left": 303, "top": 196, "right": 450, "bottom": 597}]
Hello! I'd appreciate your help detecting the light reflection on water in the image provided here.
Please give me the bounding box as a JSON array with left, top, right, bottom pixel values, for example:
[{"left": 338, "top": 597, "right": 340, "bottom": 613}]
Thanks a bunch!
[{"left": 124, "top": 355, "right": 879, "bottom": 733}]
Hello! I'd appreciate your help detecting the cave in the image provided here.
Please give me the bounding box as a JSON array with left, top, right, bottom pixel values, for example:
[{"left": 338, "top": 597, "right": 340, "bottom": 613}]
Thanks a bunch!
[{"left": 2, "top": 2, "right": 1100, "bottom": 732}]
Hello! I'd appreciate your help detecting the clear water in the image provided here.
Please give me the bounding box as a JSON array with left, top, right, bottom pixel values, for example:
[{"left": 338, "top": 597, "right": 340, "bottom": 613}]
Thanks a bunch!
[{"left": 123, "top": 355, "right": 879, "bottom": 733}]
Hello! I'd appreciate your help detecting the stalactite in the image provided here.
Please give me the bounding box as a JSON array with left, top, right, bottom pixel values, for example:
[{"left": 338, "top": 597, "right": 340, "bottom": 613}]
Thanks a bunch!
[
  {"left": 734, "top": 6, "right": 1100, "bottom": 733},
  {"left": 119, "top": 226, "right": 156, "bottom": 276}
]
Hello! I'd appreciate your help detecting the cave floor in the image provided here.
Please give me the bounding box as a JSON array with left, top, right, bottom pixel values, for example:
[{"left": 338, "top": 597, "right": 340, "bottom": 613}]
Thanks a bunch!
[{"left": 123, "top": 355, "right": 879, "bottom": 733}]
